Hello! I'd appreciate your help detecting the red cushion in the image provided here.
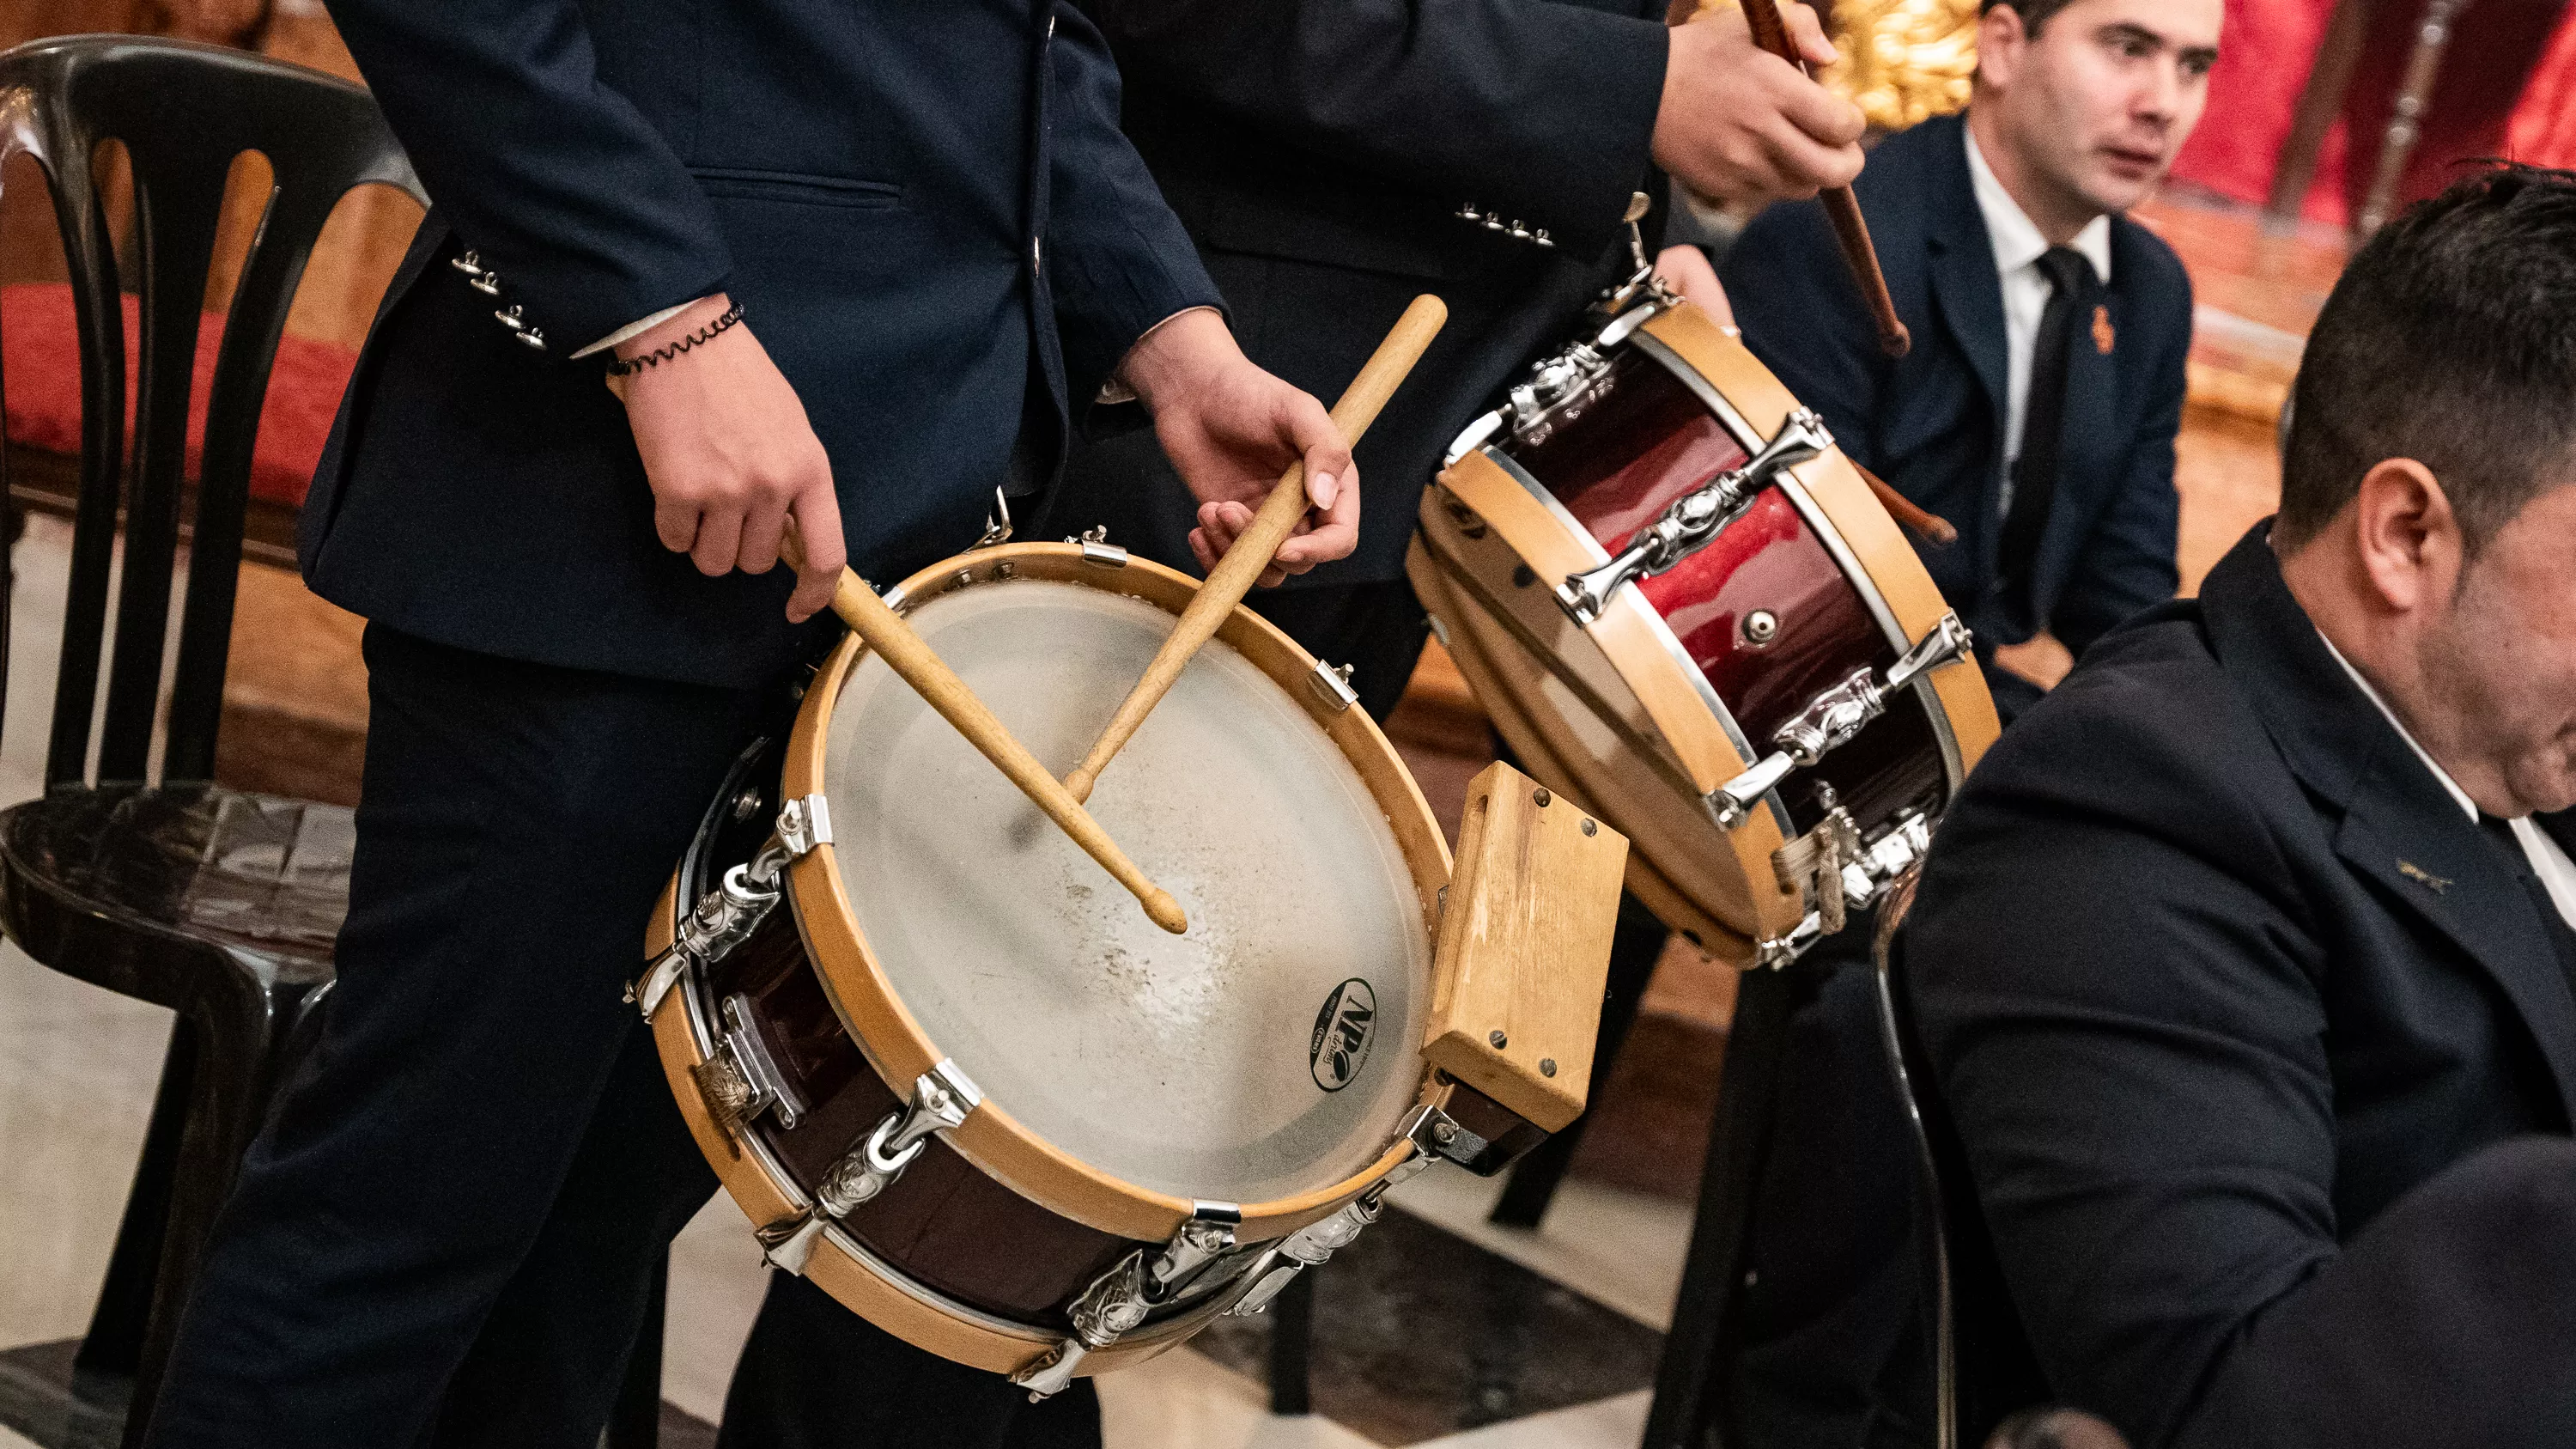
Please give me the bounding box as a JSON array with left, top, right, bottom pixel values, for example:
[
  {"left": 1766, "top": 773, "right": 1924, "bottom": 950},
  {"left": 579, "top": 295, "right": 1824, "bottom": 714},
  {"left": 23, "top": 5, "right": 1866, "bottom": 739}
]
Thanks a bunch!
[{"left": 2, "top": 281, "right": 361, "bottom": 509}]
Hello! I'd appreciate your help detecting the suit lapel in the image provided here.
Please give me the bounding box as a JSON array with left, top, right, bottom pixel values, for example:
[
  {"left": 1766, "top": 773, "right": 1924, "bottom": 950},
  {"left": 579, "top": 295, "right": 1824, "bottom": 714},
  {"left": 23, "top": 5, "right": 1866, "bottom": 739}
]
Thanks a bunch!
[
  {"left": 2202, "top": 528, "right": 2576, "bottom": 1121},
  {"left": 2334, "top": 764, "right": 2576, "bottom": 1123}
]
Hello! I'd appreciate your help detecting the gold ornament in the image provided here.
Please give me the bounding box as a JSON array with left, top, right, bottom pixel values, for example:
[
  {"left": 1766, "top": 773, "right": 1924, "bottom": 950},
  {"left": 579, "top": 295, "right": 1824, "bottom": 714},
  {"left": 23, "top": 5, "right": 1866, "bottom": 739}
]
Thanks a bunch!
[{"left": 1823, "top": 0, "right": 1979, "bottom": 132}]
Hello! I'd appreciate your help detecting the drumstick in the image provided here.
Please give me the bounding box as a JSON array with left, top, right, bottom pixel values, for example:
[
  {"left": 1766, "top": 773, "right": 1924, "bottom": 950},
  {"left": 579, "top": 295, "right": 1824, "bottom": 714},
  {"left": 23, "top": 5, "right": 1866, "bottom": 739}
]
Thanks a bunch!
[
  {"left": 1061, "top": 295, "right": 1449, "bottom": 804},
  {"left": 1855, "top": 461, "right": 1957, "bottom": 546},
  {"left": 1735, "top": 0, "right": 1912, "bottom": 360},
  {"left": 781, "top": 529, "right": 1189, "bottom": 935}
]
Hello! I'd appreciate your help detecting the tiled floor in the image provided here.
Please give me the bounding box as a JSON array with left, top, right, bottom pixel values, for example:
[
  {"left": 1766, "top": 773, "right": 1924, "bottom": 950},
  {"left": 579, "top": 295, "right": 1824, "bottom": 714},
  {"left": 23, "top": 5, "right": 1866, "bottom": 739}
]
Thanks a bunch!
[{"left": 0, "top": 513, "right": 1704, "bottom": 1447}]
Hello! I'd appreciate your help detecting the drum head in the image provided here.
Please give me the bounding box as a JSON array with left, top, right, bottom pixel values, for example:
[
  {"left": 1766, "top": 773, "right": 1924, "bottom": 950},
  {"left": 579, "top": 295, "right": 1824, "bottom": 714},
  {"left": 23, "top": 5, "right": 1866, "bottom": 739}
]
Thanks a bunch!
[{"left": 821, "top": 578, "right": 1431, "bottom": 1204}]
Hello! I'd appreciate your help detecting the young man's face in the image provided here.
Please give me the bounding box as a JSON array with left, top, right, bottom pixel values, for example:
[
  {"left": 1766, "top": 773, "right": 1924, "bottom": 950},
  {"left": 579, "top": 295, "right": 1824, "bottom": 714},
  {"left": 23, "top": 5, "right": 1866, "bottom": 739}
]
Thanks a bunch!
[
  {"left": 1980, "top": 0, "right": 2222, "bottom": 219},
  {"left": 2417, "top": 479, "right": 2576, "bottom": 817}
]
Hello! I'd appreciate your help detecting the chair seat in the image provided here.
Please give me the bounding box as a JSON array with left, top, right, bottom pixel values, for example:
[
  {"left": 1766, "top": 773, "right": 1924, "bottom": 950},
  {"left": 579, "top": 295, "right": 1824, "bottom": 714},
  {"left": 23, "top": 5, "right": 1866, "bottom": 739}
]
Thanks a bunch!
[
  {"left": 0, "top": 785, "right": 349, "bottom": 997},
  {"left": 1, "top": 281, "right": 359, "bottom": 509}
]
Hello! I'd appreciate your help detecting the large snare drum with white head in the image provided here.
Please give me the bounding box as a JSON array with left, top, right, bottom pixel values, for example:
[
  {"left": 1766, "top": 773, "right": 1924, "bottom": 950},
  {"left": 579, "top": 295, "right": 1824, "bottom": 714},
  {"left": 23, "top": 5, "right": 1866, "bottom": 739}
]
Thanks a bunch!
[{"left": 637, "top": 539, "right": 1619, "bottom": 1390}]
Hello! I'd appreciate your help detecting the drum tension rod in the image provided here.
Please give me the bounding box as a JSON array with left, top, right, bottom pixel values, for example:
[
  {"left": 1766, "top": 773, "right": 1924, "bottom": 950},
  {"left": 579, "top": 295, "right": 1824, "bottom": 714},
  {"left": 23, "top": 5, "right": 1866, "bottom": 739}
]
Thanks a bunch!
[
  {"left": 630, "top": 795, "right": 832, "bottom": 1022},
  {"left": 1554, "top": 410, "right": 1835, "bottom": 625},
  {"left": 758, "top": 1058, "right": 983, "bottom": 1275},
  {"left": 1711, "top": 614, "right": 1973, "bottom": 830}
]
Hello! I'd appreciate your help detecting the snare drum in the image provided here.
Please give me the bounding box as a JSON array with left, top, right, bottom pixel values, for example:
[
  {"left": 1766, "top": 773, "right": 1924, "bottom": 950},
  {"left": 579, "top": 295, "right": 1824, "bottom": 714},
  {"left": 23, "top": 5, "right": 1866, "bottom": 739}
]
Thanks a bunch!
[
  {"left": 1411, "top": 297, "right": 2000, "bottom": 963},
  {"left": 635, "top": 539, "right": 1620, "bottom": 1391}
]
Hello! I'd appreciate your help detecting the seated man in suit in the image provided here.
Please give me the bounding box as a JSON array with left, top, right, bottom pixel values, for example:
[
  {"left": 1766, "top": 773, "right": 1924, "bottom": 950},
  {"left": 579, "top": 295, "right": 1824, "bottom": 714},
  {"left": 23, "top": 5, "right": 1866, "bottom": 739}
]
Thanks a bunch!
[
  {"left": 1905, "top": 163, "right": 2576, "bottom": 1449},
  {"left": 143, "top": 3, "right": 1357, "bottom": 1446},
  {"left": 1706, "top": 1, "right": 2218, "bottom": 1442}
]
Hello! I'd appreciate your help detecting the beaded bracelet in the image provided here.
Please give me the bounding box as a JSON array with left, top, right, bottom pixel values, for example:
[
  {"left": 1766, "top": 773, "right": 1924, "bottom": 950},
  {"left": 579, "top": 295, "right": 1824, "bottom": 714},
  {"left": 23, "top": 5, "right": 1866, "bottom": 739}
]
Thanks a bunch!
[{"left": 605, "top": 301, "right": 747, "bottom": 376}]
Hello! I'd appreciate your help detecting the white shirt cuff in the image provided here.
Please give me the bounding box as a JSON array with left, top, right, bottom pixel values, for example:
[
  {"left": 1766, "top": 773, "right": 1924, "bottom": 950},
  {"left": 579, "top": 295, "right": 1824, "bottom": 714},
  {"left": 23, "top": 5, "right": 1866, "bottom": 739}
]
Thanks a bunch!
[
  {"left": 572, "top": 301, "right": 704, "bottom": 360},
  {"left": 1096, "top": 305, "right": 1221, "bottom": 405}
]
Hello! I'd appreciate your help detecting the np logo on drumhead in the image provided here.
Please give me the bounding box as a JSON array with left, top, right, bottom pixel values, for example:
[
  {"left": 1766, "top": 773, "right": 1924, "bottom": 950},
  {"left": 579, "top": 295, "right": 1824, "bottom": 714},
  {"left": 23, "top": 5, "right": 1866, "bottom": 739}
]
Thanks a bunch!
[{"left": 1309, "top": 979, "right": 1377, "bottom": 1093}]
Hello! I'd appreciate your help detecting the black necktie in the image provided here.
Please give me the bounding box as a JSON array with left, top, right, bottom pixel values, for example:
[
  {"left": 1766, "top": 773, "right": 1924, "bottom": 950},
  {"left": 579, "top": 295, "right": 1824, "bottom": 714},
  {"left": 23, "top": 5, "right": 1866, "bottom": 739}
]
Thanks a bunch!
[{"left": 1998, "top": 247, "right": 2093, "bottom": 596}]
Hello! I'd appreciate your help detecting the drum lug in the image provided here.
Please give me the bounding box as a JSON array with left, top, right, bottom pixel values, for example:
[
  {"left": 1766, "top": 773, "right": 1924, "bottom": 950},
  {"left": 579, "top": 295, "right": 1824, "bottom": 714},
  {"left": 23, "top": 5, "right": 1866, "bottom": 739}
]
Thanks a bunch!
[
  {"left": 630, "top": 858, "right": 786, "bottom": 1020},
  {"left": 1307, "top": 660, "right": 1358, "bottom": 713},
  {"left": 1150, "top": 1202, "right": 1244, "bottom": 1302},
  {"left": 1067, "top": 524, "right": 1128, "bottom": 569},
  {"left": 1773, "top": 798, "right": 1866, "bottom": 936},
  {"left": 1710, "top": 614, "right": 1971, "bottom": 828},
  {"left": 1555, "top": 409, "right": 1833, "bottom": 625},
  {"left": 757, "top": 1058, "right": 982, "bottom": 1275},
  {"left": 1015, "top": 1201, "right": 1254, "bottom": 1399},
  {"left": 1230, "top": 1113, "right": 1449, "bottom": 1320},
  {"left": 774, "top": 794, "right": 833, "bottom": 860},
  {"left": 1443, "top": 408, "right": 1508, "bottom": 467},
  {"left": 1755, "top": 810, "right": 1936, "bottom": 965}
]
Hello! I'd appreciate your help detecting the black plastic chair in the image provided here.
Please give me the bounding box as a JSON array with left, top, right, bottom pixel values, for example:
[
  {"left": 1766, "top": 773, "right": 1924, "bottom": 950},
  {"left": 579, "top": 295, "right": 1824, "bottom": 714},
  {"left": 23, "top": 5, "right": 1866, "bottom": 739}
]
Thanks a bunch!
[{"left": 0, "top": 33, "right": 413, "bottom": 1445}]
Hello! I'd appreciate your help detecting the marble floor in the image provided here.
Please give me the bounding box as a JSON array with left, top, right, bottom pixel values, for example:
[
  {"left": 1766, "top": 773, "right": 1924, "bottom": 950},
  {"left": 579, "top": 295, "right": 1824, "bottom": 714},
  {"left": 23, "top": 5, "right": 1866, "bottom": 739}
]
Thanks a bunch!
[{"left": 0, "top": 513, "right": 1706, "bottom": 1447}]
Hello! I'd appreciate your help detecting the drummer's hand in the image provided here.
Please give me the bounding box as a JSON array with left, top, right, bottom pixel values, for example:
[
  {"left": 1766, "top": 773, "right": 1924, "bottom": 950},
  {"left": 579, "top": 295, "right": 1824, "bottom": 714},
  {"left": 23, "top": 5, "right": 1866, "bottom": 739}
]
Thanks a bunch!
[
  {"left": 1655, "top": 3, "right": 1865, "bottom": 208},
  {"left": 1115, "top": 307, "right": 1358, "bottom": 588},
  {"left": 611, "top": 294, "right": 847, "bottom": 624},
  {"left": 1655, "top": 244, "right": 1735, "bottom": 325}
]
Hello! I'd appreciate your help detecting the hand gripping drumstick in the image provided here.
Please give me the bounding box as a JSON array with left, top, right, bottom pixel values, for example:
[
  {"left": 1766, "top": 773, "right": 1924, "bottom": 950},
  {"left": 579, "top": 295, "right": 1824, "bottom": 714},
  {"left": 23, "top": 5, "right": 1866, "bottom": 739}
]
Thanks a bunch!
[
  {"left": 1734, "top": 0, "right": 1912, "bottom": 360},
  {"left": 1062, "top": 294, "right": 1450, "bottom": 805},
  {"left": 781, "top": 528, "right": 1190, "bottom": 935}
]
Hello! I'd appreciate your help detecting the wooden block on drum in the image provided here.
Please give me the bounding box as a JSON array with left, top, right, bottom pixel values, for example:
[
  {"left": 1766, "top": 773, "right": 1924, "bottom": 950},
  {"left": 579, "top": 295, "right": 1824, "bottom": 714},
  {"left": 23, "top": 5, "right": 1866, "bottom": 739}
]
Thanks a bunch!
[{"left": 1423, "top": 762, "right": 1629, "bottom": 1133}]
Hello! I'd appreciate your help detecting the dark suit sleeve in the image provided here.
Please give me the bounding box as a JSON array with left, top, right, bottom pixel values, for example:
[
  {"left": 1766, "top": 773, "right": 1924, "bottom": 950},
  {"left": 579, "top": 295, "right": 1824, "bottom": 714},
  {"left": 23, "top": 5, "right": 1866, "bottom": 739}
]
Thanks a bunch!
[
  {"left": 1908, "top": 670, "right": 2342, "bottom": 1449},
  {"left": 1044, "top": 3, "right": 1228, "bottom": 407},
  {"left": 1080, "top": 0, "right": 1668, "bottom": 255},
  {"left": 1716, "top": 199, "right": 1887, "bottom": 472},
  {"left": 2048, "top": 282, "right": 2187, "bottom": 654},
  {"left": 319, "top": 0, "right": 732, "bottom": 352}
]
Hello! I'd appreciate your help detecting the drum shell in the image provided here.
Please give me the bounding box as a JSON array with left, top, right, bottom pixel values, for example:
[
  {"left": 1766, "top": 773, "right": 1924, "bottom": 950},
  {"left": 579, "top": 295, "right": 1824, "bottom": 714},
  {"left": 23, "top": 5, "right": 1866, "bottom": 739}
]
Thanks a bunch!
[{"left": 1413, "top": 301, "right": 1998, "bottom": 954}]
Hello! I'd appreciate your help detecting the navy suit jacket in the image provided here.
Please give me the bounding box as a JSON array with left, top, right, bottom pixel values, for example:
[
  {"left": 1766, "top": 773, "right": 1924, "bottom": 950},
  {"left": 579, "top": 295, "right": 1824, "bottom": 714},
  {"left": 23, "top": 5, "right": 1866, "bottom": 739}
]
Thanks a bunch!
[
  {"left": 1720, "top": 113, "right": 2190, "bottom": 718},
  {"left": 300, "top": 0, "right": 1220, "bottom": 688},
  {"left": 1038, "top": 0, "right": 1673, "bottom": 588},
  {"left": 1905, "top": 525, "right": 2576, "bottom": 1447}
]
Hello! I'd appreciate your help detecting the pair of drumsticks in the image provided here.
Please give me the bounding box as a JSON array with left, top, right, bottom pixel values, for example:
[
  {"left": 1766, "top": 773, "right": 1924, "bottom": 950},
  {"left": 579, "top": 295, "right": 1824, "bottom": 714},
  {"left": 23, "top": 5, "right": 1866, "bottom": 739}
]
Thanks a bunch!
[{"left": 794, "top": 296, "right": 1451, "bottom": 935}]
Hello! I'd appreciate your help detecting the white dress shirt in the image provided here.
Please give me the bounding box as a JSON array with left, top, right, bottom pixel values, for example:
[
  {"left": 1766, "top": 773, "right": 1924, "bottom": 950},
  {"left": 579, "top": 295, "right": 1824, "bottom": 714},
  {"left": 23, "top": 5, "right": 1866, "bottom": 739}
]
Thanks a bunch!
[
  {"left": 1964, "top": 125, "right": 2112, "bottom": 505},
  {"left": 2320, "top": 631, "right": 2576, "bottom": 929}
]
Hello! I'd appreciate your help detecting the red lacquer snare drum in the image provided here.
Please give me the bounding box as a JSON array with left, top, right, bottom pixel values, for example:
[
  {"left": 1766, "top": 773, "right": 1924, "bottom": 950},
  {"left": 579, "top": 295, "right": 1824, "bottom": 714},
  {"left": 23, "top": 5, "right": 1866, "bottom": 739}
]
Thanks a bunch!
[{"left": 1410, "top": 296, "right": 2000, "bottom": 964}]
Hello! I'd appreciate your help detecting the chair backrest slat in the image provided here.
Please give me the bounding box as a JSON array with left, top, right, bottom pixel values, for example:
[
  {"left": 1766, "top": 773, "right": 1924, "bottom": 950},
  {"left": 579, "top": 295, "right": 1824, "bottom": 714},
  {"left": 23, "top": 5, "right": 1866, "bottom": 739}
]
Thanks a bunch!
[{"left": 0, "top": 35, "right": 423, "bottom": 792}]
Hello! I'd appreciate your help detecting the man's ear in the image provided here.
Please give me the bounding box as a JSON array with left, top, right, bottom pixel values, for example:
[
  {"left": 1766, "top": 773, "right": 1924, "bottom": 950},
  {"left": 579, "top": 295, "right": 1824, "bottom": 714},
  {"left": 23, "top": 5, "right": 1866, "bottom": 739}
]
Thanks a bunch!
[
  {"left": 1976, "top": 4, "right": 2029, "bottom": 89},
  {"left": 2350, "top": 457, "right": 2462, "bottom": 615}
]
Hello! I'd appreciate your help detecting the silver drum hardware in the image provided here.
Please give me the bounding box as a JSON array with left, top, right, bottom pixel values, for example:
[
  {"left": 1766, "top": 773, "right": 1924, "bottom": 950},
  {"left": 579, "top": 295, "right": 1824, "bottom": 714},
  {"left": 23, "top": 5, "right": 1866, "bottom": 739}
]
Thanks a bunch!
[
  {"left": 756, "top": 1059, "right": 984, "bottom": 1275},
  {"left": 1710, "top": 613, "right": 1973, "bottom": 829},
  {"left": 1555, "top": 409, "right": 1834, "bottom": 625},
  {"left": 1013, "top": 1202, "right": 1246, "bottom": 1399},
  {"left": 1753, "top": 810, "right": 1935, "bottom": 969}
]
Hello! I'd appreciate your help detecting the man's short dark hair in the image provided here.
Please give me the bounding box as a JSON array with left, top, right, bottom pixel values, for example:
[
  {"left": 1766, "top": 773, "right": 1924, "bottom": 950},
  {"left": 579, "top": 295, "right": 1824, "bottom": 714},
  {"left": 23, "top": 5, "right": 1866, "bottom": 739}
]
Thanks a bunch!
[
  {"left": 1980, "top": 0, "right": 2083, "bottom": 34},
  {"left": 2276, "top": 164, "right": 2576, "bottom": 555}
]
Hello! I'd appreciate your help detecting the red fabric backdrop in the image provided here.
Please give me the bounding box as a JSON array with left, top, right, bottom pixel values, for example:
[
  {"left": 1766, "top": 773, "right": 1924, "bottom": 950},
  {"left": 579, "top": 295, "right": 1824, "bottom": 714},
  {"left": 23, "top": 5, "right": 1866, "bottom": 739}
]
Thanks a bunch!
[{"left": 2166, "top": 0, "right": 2576, "bottom": 226}]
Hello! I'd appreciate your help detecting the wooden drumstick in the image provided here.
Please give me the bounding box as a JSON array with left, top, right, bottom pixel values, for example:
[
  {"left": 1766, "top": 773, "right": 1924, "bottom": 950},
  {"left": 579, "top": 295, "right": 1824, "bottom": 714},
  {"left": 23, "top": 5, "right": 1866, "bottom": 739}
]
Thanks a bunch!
[
  {"left": 1735, "top": 0, "right": 1912, "bottom": 360},
  {"left": 1855, "top": 461, "right": 1957, "bottom": 546},
  {"left": 1062, "top": 294, "right": 1449, "bottom": 804},
  {"left": 781, "top": 529, "right": 1189, "bottom": 935}
]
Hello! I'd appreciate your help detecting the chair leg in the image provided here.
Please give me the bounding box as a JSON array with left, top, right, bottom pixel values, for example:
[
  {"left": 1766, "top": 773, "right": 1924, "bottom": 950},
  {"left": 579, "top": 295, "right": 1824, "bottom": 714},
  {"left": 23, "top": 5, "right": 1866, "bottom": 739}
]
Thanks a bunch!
[
  {"left": 77, "top": 1027, "right": 197, "bottom": 1382},
  {"left": 1267, "top": 1267, "right": 1315, "bottom": 1416},
  {"left": 605, "top": 1252, "right": 669, "bottom": 1448},
  {"left": 1638, "top": 963, "right": 1797, "bottom": 1449},
  {"left": 1491, "top": 898, "right": 1668, "bottom": 1229},
  {"left": 118, "top": 974, "right": 310, "bottom": 1449}
]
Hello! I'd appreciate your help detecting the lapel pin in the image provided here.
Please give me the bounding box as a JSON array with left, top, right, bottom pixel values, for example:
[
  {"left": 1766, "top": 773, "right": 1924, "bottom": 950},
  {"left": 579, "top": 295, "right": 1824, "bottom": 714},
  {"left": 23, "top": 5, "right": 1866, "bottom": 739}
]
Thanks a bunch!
[
  {"left": 2092, "top": 305, "right": 2115, "bottom": 356},
  {"left": 2397, "top": 860, "right": 2452, "bottom": 894}
]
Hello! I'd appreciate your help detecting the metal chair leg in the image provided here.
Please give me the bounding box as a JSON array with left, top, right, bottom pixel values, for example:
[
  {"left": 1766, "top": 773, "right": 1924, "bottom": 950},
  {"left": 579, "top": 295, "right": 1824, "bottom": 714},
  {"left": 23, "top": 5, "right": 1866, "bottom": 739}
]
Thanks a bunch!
[{"left": 1638, "top": 964, "right": 1797, "bottom": 1449}]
